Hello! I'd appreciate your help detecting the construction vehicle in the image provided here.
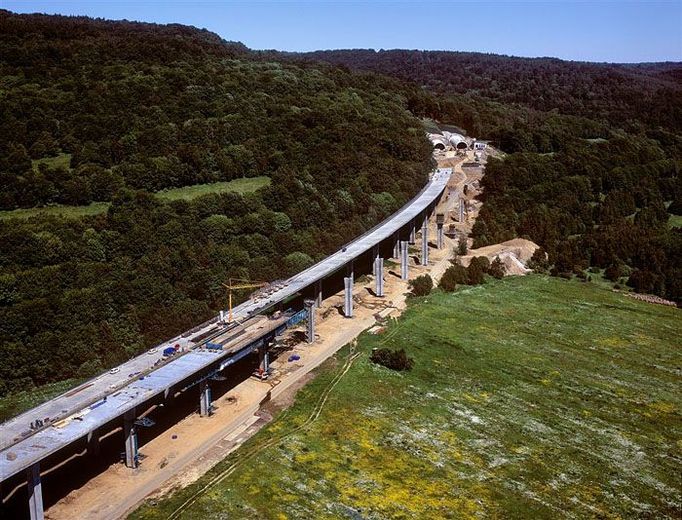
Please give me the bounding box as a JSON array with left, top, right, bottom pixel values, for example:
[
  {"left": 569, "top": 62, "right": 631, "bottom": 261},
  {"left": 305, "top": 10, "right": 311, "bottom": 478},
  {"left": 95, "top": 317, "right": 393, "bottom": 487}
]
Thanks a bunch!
[{"left": 222, "top": 278, "right": 268, "bottom": 323}]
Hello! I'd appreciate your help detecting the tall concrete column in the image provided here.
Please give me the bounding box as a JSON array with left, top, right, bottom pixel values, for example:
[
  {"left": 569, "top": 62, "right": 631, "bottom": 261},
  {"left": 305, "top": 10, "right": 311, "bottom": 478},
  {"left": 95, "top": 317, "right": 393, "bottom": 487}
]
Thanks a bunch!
[
  {"left": 314, "top": 280, "right": 323, "bottom": 308},
  {"left": 343, "top": 261, "right": 354, "bottom": 318},
  {"left": 421, "top": 217, "right": 429, "bottom": 266},
  {"left": 199, "top": 380, "right": 212, "bottom": 417},
  {"left": 459, "top": 198, "right": 465, "bottom": 223},
  {"left": 258, "top": 348, "right": 270, "bottom": 378},
  {"left": 392, "top": 237, "right": 399, "bottom": 259},
  {"left": 27, "top": 463, "right": 44, "bottom": 520},
  {"left": 123, "top": 408, "right": 138, "bottom": 469},
  {"left": 374, "top": 256, "right": 385, "bottom": 297},
  {"left": 436, "top": 213, "right": 445, "bottom": 249},
  {"left": 87, "top": 430, "right": 100, "bottom": 456},
  {"left": 409, "top": 221, "right": 416, "bottom": 244},
  {"left": 304, "top": 299, "right": 316, "bottom": 343},
  {"left": 400, "top": 240, "right": 409, "bottom": 281}
]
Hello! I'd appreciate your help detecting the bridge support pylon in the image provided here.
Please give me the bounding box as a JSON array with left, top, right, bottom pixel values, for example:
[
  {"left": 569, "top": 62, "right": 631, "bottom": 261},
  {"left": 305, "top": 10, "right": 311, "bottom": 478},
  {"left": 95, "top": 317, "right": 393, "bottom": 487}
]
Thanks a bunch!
[
  {"left": 26, "top": 463, "right": 44, "bottom": 520},
  {"left": 373, "top": 246, "right": 384, "bottom": 297},
  {"left": 374, "top": 256, "right": 384, "bottom": 297},
  {"left": 87, "top": 430, "right": 100, "bottom": 456},
  {"left": 344, "top": 262, "right": 354, "bottom": 318},
  {"left": 314, "top": 280, "right": 322, "bottom": 308},
  {"left": 400, "top": 240, "right": 409, "bottom": 281},
  {"left": 409, "top": 221, "right": 416, "bottom": 244},
  {"left": 123, "top": 409, "right": 138, "bottom": 469},
  {"left": 436, "top": 213, "right": 445, "bottom": 249},
  {"left": 199, "top": 380, "right": 212, "bottom": 417},
  {"left": 258, "top": 348, "right": 270, "bottom": 379},
  {"left": 304, "top": 299, "right": 316, "bottom": 343},
  {"left": 421, "top": 217, "right": 429, "bottom": 266}
]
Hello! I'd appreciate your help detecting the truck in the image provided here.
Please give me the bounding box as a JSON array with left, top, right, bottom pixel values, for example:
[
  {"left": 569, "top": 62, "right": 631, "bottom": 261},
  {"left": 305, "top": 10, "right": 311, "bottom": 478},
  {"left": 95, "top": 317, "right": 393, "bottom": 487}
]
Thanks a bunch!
[{"left": 163, "top": 347, "right": 176, "bottom": 357}]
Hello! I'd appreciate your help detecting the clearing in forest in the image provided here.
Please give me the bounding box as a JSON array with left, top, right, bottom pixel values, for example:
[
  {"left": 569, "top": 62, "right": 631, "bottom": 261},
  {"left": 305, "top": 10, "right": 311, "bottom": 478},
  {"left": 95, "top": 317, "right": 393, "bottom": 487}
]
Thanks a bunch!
[
  {"left": 0, "top": 177, "right": 271, "bottom": 221},
  {"left": 131, "top": 275, "right": 682, "bottom": 519}
]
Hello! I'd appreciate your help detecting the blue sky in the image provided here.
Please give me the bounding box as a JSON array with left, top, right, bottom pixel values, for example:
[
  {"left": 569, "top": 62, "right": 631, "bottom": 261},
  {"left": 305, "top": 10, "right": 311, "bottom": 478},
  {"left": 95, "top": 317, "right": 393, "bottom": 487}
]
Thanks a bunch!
[{"left": 4, "top": 1, "right": 681, "bottom": 62}]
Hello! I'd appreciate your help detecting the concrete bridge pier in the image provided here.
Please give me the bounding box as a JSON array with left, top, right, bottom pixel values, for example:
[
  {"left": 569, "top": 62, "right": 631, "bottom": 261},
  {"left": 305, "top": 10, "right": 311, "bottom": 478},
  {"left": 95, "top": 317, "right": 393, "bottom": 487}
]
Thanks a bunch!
[
  {"left": 436, "top": 213, "right": 445, "bottom": 249},
  {"left": 409, "top": 220, "right": 416, "bottom": 244},
  {"left": 304, "top": 299, "right": 316, "bottom": 343},
  {"left": 373, "top": 245, "right": 384, "bottom": 297},
  {"left": 375, "top": 256, "right": 385, "bottom": 297},
  {"left": 199, "top": 381, "right": 212, "bottom": 417},
  {"left": 314, "top": 280, "right": 323, "bottom": 308},
  {"left": 421, "top": 217, "right": 429, "bottom": 266},
  {"left": 392, "top": 234, "right": 399, "bottom": 258},
  {"left": 258, "top": 348, "right": 270, "bottom": 379},
  {"left": 344, "top": 261, "right": 354, "bottom": 318},
  {"left": 400, "top": 240, "right": 409, "bottom": 280},
  {"left": 87, "top": 430, "right": 100, "bottom": 456},
  {"left": 459, "top": 198, "right": 465, "bottom": 223},
  {"left": 123, "top": 409, "right": 138, "bottom": 469},
  {"left": 26, "top": 463, "right": 44, "bottom": 520}
]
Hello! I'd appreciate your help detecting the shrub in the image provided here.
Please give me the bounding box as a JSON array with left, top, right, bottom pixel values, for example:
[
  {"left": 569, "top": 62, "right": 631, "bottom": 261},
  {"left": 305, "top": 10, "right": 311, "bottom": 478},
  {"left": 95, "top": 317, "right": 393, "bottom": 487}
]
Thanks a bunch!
[
  {"left": 409, "top": 274, "right": 433, "bottom": 296},
  {"left": 466, "top": 256, "right": 489, "bottom": 285},
  {"left": 604, "top": 263, "right": 623, "bottom": 282},
  {"left": 370, "top": 348, "right": 414, "bottom": 371},
  {"left": 489, "top": 257, "right": 506, "bottom": 279},
  {"left": 457, "top": 236, "right": 468, "bottom": 255},
  {"left": 470, "top": 256, "right": 490, "bottom": 273},
  {"left": 439, "top": 264, "right": 467, "bottom": 291},
  {"left": 528, "top": 247, "right": 550, "bottom": 272}
]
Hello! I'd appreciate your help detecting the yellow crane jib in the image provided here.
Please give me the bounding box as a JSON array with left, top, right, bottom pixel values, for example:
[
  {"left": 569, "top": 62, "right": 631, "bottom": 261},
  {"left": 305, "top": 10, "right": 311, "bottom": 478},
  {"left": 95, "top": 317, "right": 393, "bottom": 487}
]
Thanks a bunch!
[{"left": 221, "top": 278, "right": 268, "bottom": 323}]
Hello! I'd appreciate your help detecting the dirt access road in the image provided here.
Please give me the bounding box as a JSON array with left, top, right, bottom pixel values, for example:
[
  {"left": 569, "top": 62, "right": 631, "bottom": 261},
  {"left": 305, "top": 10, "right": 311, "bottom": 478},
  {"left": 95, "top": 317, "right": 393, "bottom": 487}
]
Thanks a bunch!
[{"left": 45, "top": 155, "right": 473, "bottom": 520}]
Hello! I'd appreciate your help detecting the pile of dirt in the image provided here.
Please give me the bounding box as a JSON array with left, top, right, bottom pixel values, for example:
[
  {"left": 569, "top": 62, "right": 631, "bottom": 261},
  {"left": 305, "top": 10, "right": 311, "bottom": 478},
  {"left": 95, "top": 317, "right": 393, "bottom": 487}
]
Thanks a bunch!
[{"left": 462, "top": 238, "right": 540, "bottom": 276}]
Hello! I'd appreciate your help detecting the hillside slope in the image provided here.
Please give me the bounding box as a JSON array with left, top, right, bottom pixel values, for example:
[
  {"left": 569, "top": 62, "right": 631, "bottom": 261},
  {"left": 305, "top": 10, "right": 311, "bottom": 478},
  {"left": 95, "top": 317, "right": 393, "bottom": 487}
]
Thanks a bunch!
[{"left": 297, "top": 49, "right": 682, "bottom": 134}]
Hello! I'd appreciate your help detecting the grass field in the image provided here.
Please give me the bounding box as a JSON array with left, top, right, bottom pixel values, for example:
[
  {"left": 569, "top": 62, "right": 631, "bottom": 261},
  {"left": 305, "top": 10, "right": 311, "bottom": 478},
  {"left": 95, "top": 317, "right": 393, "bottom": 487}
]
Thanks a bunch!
[
  {"left": 0, "top": 177, "right": 271, "bottom": 221},
  {"left": 131, "top": 275, "right": 681, "bottom": 520},
  {"left": 32, "top": 153, "right": 72, "bottom": 172},
  {"left": 154, "top": 176, "right": 270, "bottom": 201},
  {"left": 0, "top": 202, "right": 110, "bottom": 221},
  {"left": 669, "top": 214, "right": 682, "bottom": 228}
]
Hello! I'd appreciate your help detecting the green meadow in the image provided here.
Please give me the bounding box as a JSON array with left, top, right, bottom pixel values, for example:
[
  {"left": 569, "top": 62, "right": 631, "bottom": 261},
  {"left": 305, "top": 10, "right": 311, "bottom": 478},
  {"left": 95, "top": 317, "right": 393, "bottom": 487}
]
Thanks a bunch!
[{"left": 131, "top": 275, "right": 681, "bottom": 519}]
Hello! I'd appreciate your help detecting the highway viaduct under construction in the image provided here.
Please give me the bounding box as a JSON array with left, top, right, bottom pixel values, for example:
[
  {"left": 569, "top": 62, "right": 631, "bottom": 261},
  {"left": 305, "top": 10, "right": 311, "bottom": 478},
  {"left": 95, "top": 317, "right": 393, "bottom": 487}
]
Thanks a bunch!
[{"left": 0, "top": 168, "right": 451, "bottom": 520}]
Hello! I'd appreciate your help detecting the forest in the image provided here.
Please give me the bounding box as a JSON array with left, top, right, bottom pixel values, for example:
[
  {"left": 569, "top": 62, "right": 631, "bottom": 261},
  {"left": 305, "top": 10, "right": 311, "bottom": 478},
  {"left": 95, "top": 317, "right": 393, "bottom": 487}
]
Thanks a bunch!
[
  {"left": 0, "top": 11, "right": 432, "bottom": 394},
  {"left": 295, "top": 49, "right": 682, "bottom": 137}
]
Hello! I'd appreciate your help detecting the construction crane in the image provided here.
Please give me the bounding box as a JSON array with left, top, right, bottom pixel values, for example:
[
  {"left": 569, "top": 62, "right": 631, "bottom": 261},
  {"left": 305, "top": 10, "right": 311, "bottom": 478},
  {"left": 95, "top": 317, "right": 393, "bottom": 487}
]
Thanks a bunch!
[{"left": 222, "top": 278, "right": 268, "bottom": 323}]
